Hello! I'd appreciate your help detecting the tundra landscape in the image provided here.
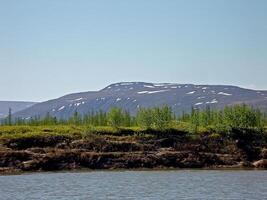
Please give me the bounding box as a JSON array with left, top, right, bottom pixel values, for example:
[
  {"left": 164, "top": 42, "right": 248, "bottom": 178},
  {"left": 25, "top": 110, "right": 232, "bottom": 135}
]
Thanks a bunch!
[
  {"left": 1, "top": 0, "right": 266, "bottom": 199},
  {"left": 1, "top": 83, "right": 267, "bottom": 174}
]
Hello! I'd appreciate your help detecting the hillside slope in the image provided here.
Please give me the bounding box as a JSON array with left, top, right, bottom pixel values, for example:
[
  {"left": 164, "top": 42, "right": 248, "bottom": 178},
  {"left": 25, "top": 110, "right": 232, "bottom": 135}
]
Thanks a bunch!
[
  {"left": 0, "top": 101, "right": 37, "bottom": 119},
  {"left": 13, "top": 82, "right": 267, "bottom": 119}
]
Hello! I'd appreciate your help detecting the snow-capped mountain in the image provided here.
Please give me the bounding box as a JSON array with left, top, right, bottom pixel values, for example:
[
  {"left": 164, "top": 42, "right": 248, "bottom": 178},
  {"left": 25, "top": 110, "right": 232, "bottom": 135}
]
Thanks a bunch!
[
  {"left": 12, "top": 82, "right": 267, "bottom": 119},
  {"left": 0, "top": 101, "right": 37, "bottom": 119}
]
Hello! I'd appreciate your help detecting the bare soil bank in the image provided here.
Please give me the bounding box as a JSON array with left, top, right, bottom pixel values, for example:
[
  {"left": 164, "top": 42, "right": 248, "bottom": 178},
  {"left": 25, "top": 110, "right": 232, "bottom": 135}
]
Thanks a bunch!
[{"left": 0, "top": 128, "right": 266, "bottom": 174}]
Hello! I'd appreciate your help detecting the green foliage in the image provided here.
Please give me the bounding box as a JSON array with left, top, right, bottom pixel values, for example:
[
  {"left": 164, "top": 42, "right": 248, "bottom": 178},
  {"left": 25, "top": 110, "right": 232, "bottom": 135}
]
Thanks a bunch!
[
  {"left": 68, "top": 111, "right": 82, "bottom": 125},
  {"left": 8, "top": 108, "right": 12, "bottom": 126},
  {"left": 181, "top": 104, "right": 265, "bottom": 133},
  {"left": 136, "top": 106, "right": 173, "bottom": 130},
  {"left": 223, "top": 105, "right": 264, "bottom": 130},
  {"left": 0, "top": 125, "right": 84, "bottom": 141},
  {"left": 189, "top": 107, "right": 200, "bottom": 133},
  {"left": 136, "top": 108, "right": 154, "bottom": 129},
  {"left": 153, "top": 106, "right": 173, "bottom": 129},
  {"left": 83, "top": 110, "right": 108, "bottom": 126},
  {"left": 107, "top": 107, "right": 124, "bottom": 128},
  {"left": 1, "top": 104, "right": 266, "bottom": 135}
]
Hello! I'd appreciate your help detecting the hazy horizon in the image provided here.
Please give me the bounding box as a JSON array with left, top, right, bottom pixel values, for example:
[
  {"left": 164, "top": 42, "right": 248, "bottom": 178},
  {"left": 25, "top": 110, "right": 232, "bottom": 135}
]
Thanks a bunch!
[{"left": 1, "top": 0, "right": 267, "bottom": 102}]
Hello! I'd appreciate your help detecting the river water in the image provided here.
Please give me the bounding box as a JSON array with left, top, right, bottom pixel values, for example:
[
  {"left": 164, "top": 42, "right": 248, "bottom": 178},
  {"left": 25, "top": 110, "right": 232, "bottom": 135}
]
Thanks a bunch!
[{"left": 0, "top": 170, "right": 266, "bottom": 200}]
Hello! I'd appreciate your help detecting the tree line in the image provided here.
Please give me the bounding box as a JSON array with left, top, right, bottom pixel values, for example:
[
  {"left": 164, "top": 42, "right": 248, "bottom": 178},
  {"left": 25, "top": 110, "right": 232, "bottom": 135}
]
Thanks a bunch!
[
  {"left": 179, "top": 104, "right": 266, "bottom": 133},
  {"left": 1, "top": 105, "right": 267, "bottom": 131},
  {"left": 1, "top": 106, "right": 174, "bottom": 129}
]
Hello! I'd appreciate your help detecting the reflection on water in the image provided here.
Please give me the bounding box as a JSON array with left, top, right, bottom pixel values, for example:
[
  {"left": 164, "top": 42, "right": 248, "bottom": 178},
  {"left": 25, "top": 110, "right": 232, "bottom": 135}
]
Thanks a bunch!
[{"left": 0, "top": 170, "right": 266, "bottom": 200}]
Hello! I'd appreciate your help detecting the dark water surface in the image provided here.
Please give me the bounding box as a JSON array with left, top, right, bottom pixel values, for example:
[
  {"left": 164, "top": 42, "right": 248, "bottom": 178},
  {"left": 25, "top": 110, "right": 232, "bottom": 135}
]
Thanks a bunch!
[{"left": 0, "top": 170, "right": 266, "bottom": 200}]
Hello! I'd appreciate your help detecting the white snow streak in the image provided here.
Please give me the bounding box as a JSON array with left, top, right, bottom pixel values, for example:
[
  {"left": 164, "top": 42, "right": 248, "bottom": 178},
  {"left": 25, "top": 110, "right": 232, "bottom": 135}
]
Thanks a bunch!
[
  {"left": 218, "top": 92, "right": 232, "bottom": 96},
  {"left": 143, "top": 85, "right": 155, "bottom": 88},
  {"left": 206, "top": 99, "right": 218, "bottom": 104},
  {"left": 58, "top": 106, "right": 65, "bottom": 111},
  {"left": 137, "top": 90, "right": 170, "bottom": 94},
  {"left": 186, "top": 91, "right": 196, "bottom": 94},
  {"left": 73, "top": 98, "right": 83, "bottom": 101},
  {"left": 148, "top": 90, "right": 169, "bottom": 94},
  {"left": 137, "top": 91, "right": 149, "bottom": 94}
]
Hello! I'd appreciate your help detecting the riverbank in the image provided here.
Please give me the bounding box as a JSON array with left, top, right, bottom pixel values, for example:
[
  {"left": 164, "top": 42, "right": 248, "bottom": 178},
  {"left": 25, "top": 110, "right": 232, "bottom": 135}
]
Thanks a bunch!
[{"left": 0, "top": 126, "right": 266, "bottom": 174}]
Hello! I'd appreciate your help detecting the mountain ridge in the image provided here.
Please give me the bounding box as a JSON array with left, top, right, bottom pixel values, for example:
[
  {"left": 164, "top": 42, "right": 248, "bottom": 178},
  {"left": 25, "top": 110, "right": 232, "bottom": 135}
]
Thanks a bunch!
[
  {"left": 10, "top": 82, "right": 267, "bottom": 120},
  {"left": 0, "top": 101, "right": 37, "bottom": 119}
]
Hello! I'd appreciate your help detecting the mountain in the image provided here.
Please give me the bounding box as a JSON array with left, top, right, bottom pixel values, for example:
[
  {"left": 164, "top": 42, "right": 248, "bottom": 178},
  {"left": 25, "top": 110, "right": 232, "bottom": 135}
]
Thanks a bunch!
[
  {"left": 0, "top": 101, "right": 37, "bottom": 119},
  {"left": 12, "top": 82, "right": 267, "bottom": 120}
]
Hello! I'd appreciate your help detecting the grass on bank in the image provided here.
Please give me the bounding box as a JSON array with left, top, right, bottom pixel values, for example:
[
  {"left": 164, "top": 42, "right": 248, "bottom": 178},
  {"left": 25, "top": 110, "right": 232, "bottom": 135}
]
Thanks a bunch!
[
  {"left": 0, "top": 104, "right": 267, "bottom": 142},
  {"left": 0, "top": 123, "right": 266, "bottom": 143}
]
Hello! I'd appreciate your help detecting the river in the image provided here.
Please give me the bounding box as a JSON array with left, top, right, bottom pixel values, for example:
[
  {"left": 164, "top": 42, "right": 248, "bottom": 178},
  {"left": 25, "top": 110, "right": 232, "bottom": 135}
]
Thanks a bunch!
[{"left": 0, "top": 170, "right": 266, "bottom": 200}]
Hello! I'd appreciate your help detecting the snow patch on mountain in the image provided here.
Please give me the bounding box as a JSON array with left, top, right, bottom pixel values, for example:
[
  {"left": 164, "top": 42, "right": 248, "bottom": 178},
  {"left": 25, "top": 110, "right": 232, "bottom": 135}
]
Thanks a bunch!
[
  {"left": 153, "top": 84, "right": 165, "bottom": 87},
  {"left": 58, "top": 106, "right": 65, "bottom": 111},
  {"left": 143, "top": 85, "right": 155, "bottom": 88},
  {"left": 137, "top": 91, "right": 149, "bottom": 94},
  {"left": 206, "top": 99, "right": 218, "bottom": 104},
  {"left": 218, "top": 92, "right": 232, "bottom": 96},
  {"left": 186, "top": 91, "right": 196, "bottom": 94},
  {"left": 148, "top": 90, "right": 169, "bottom": 94},
  {"left": 137, "top": 90, "right": 169, "bottom": 94},
  {"left": 73, "top": 98, "right": 83, "bottom": 101}
]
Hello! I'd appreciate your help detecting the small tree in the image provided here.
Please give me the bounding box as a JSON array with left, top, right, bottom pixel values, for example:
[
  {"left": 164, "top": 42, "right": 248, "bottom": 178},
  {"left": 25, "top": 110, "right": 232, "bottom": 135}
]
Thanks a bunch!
[
  {"left": 136, "top": 108, "right": 153, "bottom": 129},
  {"left": 69, "top": 110, "right": 82, "bottom": 125},
  {"left": 153, "top": 106, "right": 173, "bottom": 130},
  {"left": 123, "top": 110, "right": 132, "bottom": 127},
  {"left": 42, "top": 112, "right": 57, "bottom": 125},
  {"left": 8, "top": 108, "right": 12, "bottom": 125},
  {"left": 98, "top": 110, "right": 107, "bottom": 126},
  {"left": 107, "top": 107, "right": 123, "bottom": 128},
  {"left": 189, "top": 107, "right": 200, "bottom": 133}
]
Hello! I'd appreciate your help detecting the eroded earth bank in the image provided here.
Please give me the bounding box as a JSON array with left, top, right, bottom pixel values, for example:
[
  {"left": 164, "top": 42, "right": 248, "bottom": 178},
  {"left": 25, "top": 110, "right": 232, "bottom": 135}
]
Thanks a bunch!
[{"left": 1, "top": 128, "right": 267, "bottom": 174}]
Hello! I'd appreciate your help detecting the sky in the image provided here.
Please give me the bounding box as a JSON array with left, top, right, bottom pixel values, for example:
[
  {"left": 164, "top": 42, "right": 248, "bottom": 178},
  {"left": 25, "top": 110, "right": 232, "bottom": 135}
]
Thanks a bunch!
[{"left": 0, "top": 0, "right": 267, "bottom": 102}]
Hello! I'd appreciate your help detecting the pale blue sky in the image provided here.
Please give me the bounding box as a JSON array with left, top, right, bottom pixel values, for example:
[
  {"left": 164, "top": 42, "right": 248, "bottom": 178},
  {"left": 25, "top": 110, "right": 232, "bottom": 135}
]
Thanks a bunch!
[{"left": 0, "top": 0, "right": 267, "bottom": 102}]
